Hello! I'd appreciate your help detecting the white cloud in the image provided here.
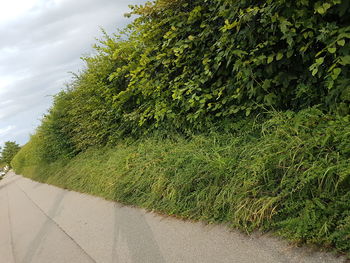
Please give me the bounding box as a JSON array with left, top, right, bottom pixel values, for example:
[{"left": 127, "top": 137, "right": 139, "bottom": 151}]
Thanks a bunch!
[
  {"left": 0, "top": 0, "right": 38, "bottom": 23},
  {"left": 0, "top": 125, "right": 15, "bottom": 136}
]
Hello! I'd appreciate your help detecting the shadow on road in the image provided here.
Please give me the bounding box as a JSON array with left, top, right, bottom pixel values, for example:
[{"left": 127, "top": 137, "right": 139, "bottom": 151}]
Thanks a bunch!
[
  {"left": 112, "top": 203, "right": 165, "bottom": 263},
  {"left": 21, "top": 190, "right": 67, "bottom": 263}
]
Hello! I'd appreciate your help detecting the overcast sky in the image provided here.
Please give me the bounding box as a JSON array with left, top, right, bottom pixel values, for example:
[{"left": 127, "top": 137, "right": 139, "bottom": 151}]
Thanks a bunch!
[{"left": 0, "top": 0, "right": 146, "bottom": 147}]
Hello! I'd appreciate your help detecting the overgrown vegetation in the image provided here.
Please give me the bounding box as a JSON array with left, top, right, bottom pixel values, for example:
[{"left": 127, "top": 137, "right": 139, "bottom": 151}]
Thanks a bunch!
[{"left": 12, "top": 0, "right": 350, "bottom": 255}]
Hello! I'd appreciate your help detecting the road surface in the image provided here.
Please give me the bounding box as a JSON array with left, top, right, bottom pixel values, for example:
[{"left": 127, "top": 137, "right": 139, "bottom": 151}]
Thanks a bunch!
[{"left": 0, "top": 172, "right": 347, "bottom": 263}]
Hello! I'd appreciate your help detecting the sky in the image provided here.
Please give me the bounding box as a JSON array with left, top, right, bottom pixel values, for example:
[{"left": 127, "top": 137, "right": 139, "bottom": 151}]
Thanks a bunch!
[{"left": 0, "top": 0, "right": 147, "bottom": 147}]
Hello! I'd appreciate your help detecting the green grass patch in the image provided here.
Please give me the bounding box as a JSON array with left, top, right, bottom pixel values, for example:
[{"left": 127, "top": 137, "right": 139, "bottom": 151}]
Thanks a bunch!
[{"left": 12, "top": 109, "right": 350, "bottom": 255}]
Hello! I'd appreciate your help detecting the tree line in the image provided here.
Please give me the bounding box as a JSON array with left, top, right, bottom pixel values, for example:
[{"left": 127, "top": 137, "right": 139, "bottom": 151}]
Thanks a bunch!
[{"left": 0, "top": 141, "right": 20, "bottom": 168}]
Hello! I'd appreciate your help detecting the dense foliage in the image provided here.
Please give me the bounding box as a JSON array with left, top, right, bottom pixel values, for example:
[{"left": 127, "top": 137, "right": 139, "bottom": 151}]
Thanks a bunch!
[
  {"left": 12, "top": 0, "right": 350, "bottom": 255},
  {"left": 18, "top": 0, "right": 350, "bottom": 159}
]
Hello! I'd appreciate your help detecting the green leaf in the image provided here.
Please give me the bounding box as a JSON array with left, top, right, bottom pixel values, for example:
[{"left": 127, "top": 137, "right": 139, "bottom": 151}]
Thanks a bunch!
[
  {"left": 264, "top": 93, "right": 277, "bottom": 105},
  {"left": 267, "top": 55, "right": 274, "bottom": 64},
  {"left": 188, "top": 35, "right": 195, "bottom": 41},
  {"left": 276, "top": 52, "right": 284, "bottom": 61},
  {"left": 262, "top": 80, "right": 271, "bottom": 91},
  {"left": 337, "top": 39, "right": 345, "bottom": 46},
  {"left": 334, "top": 68, "right": 341, "bottom": 76},
  {"left": 327, "top": 47, "right": 337, "bottom": 54},
  {"left": 316, "top": 3, "right": 331, "bottom": 14},
  {"left": 287, "top": 50, "right": 293, "bottom": 58},
  {"left": 340, "top": 56, "right": 350, "bottom": 65},
  {"left": 331, "top": 68, "right": 342, "bottom": 80},
  {"left": 316, "top": 57, "right": 324, "bottom": 64},
  {"left": 316, "top": 6, "right": 325, "bottom": 14},
  {"left": 323, "top": 3, "right": 331, "bottom": 11}
]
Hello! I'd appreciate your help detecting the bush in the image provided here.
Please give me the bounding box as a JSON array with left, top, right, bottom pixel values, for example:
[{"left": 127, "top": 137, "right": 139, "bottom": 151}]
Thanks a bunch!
[{"left": 123, "top": 0, "right": 350, "bottom": 130}]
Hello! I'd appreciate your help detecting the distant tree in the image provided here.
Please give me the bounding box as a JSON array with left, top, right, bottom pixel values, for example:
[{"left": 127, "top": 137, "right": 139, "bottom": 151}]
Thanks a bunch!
[
  {"left": 0, "top": 146, "right": 4, "bottom": 169},
  {"left": 0, "top": 141, "right": 21, "bottom": 167}
]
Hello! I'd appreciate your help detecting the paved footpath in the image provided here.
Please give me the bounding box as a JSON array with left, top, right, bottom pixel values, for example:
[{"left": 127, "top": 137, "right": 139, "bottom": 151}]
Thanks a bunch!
[{"left": 0, "top": 172, "right": 347, "bottom": 263}]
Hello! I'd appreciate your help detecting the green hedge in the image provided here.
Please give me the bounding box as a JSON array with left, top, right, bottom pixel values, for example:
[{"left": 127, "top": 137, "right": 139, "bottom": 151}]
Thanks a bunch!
[{"left": 16, "top": 0, "right": 350, "bottom": 159}]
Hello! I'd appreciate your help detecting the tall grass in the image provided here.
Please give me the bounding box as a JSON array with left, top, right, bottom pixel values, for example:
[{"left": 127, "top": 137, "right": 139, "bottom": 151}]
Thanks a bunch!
[{"left": 12, "top": 109, "right": 350, "bottom": 255}]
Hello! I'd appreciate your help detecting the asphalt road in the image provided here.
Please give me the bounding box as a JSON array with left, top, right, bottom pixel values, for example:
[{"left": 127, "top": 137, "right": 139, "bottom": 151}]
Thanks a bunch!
[{"left": 0, "top": 172, "right": 347, "bottom": 263}]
